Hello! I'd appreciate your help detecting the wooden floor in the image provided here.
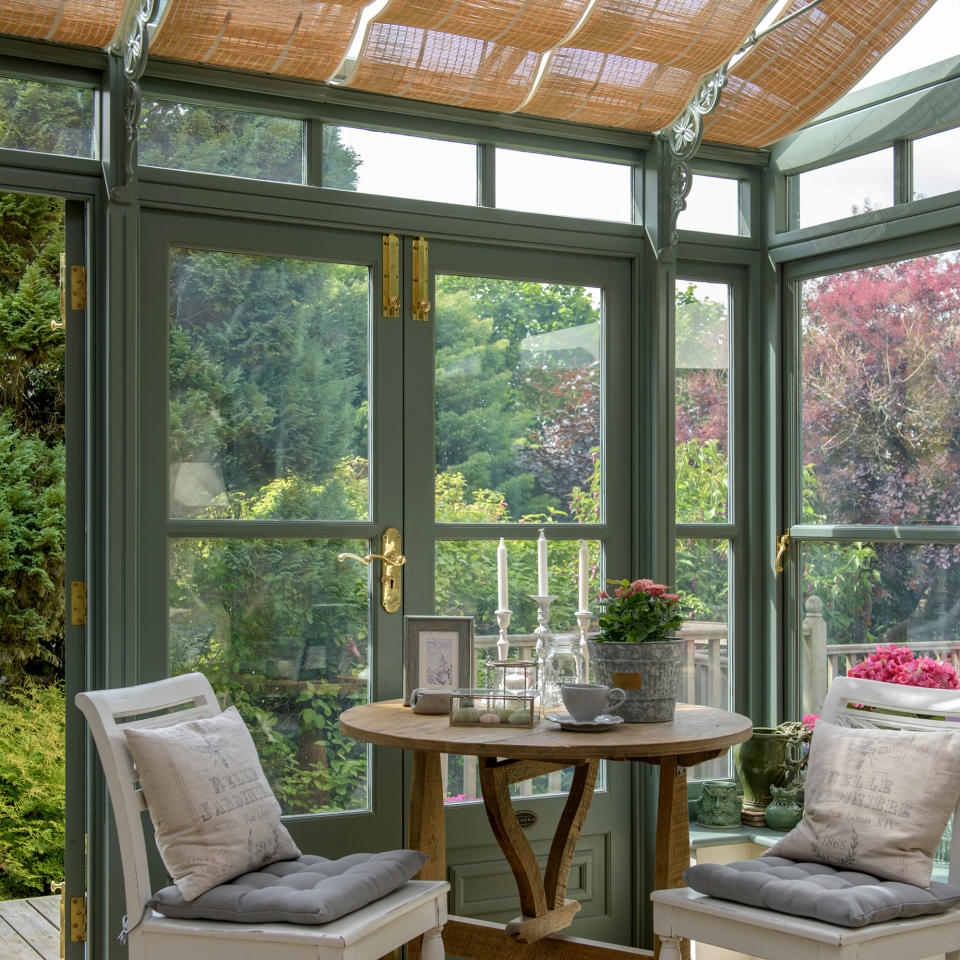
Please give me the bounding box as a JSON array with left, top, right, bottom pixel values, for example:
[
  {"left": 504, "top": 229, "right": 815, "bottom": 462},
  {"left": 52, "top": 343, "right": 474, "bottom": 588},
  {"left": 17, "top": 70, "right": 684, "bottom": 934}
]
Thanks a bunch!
[{"left": 0, "top": 896, "right": 60, "bottom": 959}]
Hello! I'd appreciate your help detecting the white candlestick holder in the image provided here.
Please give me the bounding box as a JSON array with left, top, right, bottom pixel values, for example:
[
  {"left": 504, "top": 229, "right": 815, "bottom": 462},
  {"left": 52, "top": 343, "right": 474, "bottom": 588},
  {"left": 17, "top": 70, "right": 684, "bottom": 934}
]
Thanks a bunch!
[
  {"left": 576, "top": 610, "right": 592, "bottom": 679},
  {"left": 529, "top": 594, "right": 557, "bottom": 660},
  {"left": 495, "top": 608, "right": 512, "bottom": 661}
]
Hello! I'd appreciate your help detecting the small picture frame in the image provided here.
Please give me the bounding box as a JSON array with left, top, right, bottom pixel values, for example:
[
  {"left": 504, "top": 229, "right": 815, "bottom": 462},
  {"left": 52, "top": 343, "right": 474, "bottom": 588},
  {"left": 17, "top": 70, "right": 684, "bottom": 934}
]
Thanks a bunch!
[{"left": 403, "top": 616, "right": 474, "bottom": 705}]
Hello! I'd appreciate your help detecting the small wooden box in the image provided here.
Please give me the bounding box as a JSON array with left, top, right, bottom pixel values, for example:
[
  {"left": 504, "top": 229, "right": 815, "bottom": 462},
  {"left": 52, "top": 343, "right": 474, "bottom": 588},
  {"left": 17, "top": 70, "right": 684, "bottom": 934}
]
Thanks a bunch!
[{"left": 449, "top": 688, "right": 535, "bottom": 727}]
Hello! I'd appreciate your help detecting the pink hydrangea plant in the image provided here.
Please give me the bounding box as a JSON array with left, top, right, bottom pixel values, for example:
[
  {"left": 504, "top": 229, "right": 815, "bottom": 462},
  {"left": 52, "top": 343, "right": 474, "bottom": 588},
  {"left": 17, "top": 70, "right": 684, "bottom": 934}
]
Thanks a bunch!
[{"left": 847, "top": 643, "right": 960, "bottom": 690}]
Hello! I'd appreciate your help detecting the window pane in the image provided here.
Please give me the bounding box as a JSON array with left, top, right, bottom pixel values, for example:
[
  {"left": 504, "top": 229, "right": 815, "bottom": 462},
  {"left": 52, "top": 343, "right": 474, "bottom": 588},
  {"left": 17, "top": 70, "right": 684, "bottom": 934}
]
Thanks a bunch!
[
  {"left": 0, "top": 76, "right": 94, "bottom": 158},
  {"left": 675, "top": 280, "right": 729, "bottom": 522},
  {"left": 675, "top": 538, "right": 731, "bottom": 780},
  {"left": 799, "top": 540, "right": 960, "bottom": 708},
  {"left": 436, "top": 537, "right": 604, "bottom": 803},
  {"left": 435, "top": 277, "right": 602, "bottom": 523},
  {"left": 495, "top": 148, "right": 633, "bottom": 222},
  {"left": 169, "top": 248, "right": 370, "bottom": 520},
  {"left": 140, "top": 99, "right": 304, "bottom": 183},
  {"left": 794, "top": 148, "right": 894, "bottom": 227},
  {"left": 325, "top": 126, "right": 476, "bottom": 205},
  {"left": 913, "top": 127, "right": 960, "bottom": 201},
  {"left": 169, "top": 538, "right": 371, "bottom": 816},
  {"left": 801, "top": 250, "right": 960, "bottom": 524},
  {"left": 676, "top": 175, "right": 740, "bottom": 235}
]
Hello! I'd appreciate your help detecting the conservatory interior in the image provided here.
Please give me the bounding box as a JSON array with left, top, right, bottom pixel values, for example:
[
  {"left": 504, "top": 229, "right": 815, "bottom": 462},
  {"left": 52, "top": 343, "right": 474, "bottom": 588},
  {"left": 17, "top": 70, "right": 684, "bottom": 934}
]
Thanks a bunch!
[{"left": 2, "top": 0, "right": 960, "bottom": 958}]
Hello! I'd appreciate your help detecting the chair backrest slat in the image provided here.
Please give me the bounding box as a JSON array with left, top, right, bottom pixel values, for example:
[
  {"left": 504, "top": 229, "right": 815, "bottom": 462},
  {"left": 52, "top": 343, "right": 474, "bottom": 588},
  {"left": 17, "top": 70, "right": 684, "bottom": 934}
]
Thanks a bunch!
[
  {"left": 820, "top": 676, "right": 960, "bottom": 887},
  {"left": 76, "top": 673, "right": 221, "bottom": 919}
]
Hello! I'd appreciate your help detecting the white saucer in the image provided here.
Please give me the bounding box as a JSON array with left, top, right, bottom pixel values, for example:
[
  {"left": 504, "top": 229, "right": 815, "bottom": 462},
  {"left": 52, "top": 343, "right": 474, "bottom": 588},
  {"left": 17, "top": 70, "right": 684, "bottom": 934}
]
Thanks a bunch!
[{"left": 545, "top": 712, "right": 625, "bottom": 732}]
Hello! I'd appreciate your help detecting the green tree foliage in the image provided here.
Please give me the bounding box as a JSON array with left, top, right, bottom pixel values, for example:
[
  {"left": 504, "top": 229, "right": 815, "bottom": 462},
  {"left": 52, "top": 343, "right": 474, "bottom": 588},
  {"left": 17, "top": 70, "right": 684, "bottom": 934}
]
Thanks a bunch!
[
  {"left": 435, "top": 276, "right": 600, "bottom": 520},
  {"left": 139, "top": 99, "right": 361, "bottom": 187},
  {"left": 0, "top": 414, "right": 65, "bottom": 674},
  {"left": 169, "top": 253, "right": 369, "bottom": 517},
  {"left": 0, "top": 77, "right": 93, "bottom": 157},
  {"left": 0, "top": 680, "right": 65, "bottom": 897},
  {"left": 0, "top": 192, "right": 65, "bottom": 678}
]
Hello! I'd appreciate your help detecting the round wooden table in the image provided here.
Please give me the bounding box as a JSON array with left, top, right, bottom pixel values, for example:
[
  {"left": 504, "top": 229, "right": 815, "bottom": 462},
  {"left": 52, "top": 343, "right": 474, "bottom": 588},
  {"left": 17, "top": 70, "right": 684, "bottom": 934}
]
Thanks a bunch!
[{"left": 340, "top": 700, "right": 751, "bottom": 960}]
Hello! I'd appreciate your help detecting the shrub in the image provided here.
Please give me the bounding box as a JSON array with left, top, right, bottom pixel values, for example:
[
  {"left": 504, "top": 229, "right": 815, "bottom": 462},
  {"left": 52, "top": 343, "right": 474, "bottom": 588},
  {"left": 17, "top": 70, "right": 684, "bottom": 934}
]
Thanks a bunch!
[{"left": 0, "top": 679, "right": 65, "bottom": 897}]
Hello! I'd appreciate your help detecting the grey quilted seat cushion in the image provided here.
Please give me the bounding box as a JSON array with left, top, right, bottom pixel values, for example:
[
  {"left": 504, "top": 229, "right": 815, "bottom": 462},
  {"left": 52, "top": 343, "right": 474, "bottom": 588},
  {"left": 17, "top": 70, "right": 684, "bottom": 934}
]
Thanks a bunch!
[
  {"left": 684, "top": 857, "right": 960, "bottom": 928},
  {"left": 149, "top": 850, "right": 429, "bottom": 924}
]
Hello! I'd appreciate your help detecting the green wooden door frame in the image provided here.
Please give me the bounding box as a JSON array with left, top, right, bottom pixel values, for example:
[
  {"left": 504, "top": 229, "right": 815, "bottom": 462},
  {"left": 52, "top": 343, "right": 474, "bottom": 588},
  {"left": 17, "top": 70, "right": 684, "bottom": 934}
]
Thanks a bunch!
[{"left": 136, "top": 209, "right": 405, "bottom": 859}]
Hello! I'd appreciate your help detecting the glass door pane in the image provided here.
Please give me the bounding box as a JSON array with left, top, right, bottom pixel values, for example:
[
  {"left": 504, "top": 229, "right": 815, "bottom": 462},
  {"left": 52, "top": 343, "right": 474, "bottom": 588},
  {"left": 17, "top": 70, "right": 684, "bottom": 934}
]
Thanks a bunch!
[
  {"left": 140, "top": 213, "right": 402, "bottom": 855},
  {"left": 408, "top": 240, "right": 633, "bottom": 944}
]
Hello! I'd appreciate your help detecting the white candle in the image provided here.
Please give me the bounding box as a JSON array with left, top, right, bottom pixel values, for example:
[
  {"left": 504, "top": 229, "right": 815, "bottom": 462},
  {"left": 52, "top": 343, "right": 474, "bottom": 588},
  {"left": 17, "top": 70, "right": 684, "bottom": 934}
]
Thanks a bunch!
[
  {"left": 578, "top": 539, "right": 589, "bottom": 611},
  {"left": 537, "top": 529, "right": 549, "bottom": 595},
  {"left": 497, "top": 538, "right": 509, "bottom": 610}
]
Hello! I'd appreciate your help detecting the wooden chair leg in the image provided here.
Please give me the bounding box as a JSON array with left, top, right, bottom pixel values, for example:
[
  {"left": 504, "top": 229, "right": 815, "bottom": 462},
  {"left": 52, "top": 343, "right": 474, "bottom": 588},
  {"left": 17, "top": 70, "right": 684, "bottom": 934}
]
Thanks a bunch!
[
  {"left": 657, "top": 935, "right": 684, "bottom": 960},
  {"left": 420, "top": 928, "right": 445, "bottom": 960}
]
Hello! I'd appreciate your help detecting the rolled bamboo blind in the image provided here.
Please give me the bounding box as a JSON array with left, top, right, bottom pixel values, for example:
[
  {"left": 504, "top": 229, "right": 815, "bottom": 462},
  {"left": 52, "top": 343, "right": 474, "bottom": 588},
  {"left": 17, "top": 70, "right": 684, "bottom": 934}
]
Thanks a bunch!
[
  {"left": 150, "top": 0, "right": 369, "bottom": 82},
  {"left": 519, "top": 0, "right": 769, "bottom": 130},
  {"left": 0, "top": 0, "right": 124, "bottom": 49},
  {"left": 0, "top": 0, "right": 941, "bottom": 149},
  {"left": 704, "top": 0, "right": 938, "bottom": 147},
  {"left": 343, "top": 0, "right": 589, "bottom": 112}
]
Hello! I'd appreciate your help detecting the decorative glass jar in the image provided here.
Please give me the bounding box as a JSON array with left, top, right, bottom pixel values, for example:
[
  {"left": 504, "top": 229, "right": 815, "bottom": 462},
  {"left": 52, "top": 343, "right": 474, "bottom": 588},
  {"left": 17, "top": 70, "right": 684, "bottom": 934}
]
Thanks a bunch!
[{"left": 540, "top": 634, "right": 585, "bottom": 715}]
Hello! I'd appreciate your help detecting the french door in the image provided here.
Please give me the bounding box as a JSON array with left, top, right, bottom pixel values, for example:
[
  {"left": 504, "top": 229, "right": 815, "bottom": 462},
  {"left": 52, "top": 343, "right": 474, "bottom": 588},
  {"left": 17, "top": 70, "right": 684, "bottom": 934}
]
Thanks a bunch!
[
  {"left": 407, "top": 239, "right": 634, "bottom": 943},
  {"left": 138, "top": 212, "right": 636, "bottom": 940}
]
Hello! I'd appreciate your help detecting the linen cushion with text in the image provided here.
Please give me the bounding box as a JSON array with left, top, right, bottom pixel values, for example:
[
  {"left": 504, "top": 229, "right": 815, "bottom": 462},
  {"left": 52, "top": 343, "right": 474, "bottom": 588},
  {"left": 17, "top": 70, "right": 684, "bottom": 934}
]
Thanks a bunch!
[
  {"left": 124, "top": 706, "right": 301, "bottom": 901},
  {"left": 765, "top": 720, "right": 960, "bottom": 888}
]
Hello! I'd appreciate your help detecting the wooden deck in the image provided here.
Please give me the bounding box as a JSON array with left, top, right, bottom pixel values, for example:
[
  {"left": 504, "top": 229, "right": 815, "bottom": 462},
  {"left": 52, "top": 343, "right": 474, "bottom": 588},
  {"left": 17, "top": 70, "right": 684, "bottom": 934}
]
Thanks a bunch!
[{"left": 0, "top": 896, "right": 60, "bottom": 959}]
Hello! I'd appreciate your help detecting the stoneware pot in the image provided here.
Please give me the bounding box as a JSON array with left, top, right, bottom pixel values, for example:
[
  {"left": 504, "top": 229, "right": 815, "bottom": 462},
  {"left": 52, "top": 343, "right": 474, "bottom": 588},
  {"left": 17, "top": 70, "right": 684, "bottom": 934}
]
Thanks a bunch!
[
  {"left": 734, "top": 727, "right": 791, "bottom": 825},
  {"left": 585, "top": 638, "right": 683, "bottom": 722},
  {"left": 764, "top": 783, "right": 804, "bottom": 831},
  {"left": 695, "top": 780, "right": 742, "bottom": 829}
]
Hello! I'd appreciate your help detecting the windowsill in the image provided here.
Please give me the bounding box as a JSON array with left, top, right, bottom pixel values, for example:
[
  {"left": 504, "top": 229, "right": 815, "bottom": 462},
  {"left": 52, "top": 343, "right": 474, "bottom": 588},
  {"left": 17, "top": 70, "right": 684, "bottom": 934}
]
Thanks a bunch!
[{"left": 689, "top": 822, "right": 783, "bottom": 850}]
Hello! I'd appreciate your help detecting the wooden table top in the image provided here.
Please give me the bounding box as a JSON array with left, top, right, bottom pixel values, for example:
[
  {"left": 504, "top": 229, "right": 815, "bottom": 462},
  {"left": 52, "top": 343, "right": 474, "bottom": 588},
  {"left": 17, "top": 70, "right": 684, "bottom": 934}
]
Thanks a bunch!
[{"left": 340, "top": 699, "right": 752, "bottom": 761}]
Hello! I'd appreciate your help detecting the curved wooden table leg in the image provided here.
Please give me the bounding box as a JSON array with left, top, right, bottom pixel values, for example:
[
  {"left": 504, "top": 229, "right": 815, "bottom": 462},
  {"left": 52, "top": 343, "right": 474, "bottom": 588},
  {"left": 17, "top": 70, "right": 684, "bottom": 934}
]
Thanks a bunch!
[
  {"left": 478, "top": 757, "right": 596, "bottom": 945},
  {"left": 544, "top": 760, "right": 599, "bottom": 909},
  {"left": 407, "top": 750, "right": 446, "bottom": 960}
]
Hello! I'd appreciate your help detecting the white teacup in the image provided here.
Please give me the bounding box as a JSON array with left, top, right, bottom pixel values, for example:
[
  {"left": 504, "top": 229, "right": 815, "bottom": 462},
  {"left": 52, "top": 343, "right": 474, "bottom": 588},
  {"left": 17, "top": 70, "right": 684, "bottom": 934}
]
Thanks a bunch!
[{"left": 561, "top": 683, "right": 626, "bottom": 723}]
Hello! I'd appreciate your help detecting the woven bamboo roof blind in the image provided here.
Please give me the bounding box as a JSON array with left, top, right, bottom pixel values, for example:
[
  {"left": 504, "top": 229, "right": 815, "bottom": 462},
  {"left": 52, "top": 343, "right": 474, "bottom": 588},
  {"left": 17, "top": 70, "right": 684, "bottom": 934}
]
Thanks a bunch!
[
  {"left": 702, "top": 0, "right": 939, "bottom": 147},
  {"left": 515, "top": 0, "right": 769, "bottom": 131},
  {"left": 0, "top": 0, "right": 125, "bottom": 50},
  {"left": 0, "top": 0, "right": 940, "bottom": 148}
]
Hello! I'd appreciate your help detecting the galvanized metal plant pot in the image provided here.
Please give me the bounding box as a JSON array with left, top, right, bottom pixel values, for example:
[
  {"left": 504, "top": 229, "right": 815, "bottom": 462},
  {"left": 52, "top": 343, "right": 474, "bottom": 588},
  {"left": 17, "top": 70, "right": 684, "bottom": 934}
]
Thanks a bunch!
[{"left": 585, "top": 638, "right": 683, "bottom": 722}]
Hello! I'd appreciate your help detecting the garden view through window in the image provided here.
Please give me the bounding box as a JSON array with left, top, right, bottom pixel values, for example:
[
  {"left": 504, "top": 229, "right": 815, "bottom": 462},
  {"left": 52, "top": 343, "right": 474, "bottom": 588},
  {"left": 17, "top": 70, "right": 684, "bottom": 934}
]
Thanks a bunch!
[{"left": 799, "top": 247, "right": 960, "bottom": 871}]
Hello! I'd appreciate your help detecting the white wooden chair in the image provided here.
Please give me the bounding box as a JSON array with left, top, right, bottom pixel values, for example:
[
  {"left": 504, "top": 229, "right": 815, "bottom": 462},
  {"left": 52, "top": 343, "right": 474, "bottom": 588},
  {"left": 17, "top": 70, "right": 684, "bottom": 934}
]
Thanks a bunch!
[
  {"left": 652, "top": 675, "right": 960, "bottom": 960},
  {"left": 76, "top": 672, "right": 448, "bottom": 960}
]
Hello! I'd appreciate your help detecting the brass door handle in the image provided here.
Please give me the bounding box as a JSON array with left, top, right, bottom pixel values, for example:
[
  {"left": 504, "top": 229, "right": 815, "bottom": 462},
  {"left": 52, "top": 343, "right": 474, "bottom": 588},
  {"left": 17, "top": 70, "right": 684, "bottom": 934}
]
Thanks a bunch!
[
  {"left": 336, "top": 551, "right": 406, "bottom": 567},
  {"left": 338, "top": 527, "right": 404, "bottom": 613},
  {"left": 775, "top": 531, "right": 791, "bottom": 573}
]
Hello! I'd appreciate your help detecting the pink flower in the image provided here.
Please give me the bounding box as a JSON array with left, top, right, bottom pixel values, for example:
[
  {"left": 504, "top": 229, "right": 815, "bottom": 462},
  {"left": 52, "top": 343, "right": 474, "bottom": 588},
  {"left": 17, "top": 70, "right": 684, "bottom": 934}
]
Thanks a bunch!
[
  {"left": 646, "top": 584, "right": 666, "bottom": 596},
  {"left": 847, "top": 644, "right": 959, "bottom": 690},
  {"left": 598, "top": 589, "right": 610, "bottom": 600},
  {"left": 663, "top": 593, "right": 680, "bottom": 602},
  {"left": 615, "top": 585, "right": 630, "bottom": 598},
  {"left": 802, "top": 714, "right": 819, "bottom": 731}
]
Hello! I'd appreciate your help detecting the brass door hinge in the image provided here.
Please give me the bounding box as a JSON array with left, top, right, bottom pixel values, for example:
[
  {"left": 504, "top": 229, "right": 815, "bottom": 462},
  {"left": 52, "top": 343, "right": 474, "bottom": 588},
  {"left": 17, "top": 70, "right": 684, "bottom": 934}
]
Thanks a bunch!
[
  {"left": 70, "top": 894, "right": 86, "bottom": 942},
  {"left": 382, "top": 234, "right": 400, "bottom": 317},
  {"left": 70, "top": 264, "right": 87, "bottom": 310},
  {"left": 54, "top": 257, "right": 86, "bottom": 330},
  {"left": 70, "top": 580, "right": 87, "bottom": 626},
  {"left": 775, "top": 530, "right": 791, "bottom": 573},
  {"left": 411, "top": 236, "right": 430, "bottom": 322}
]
